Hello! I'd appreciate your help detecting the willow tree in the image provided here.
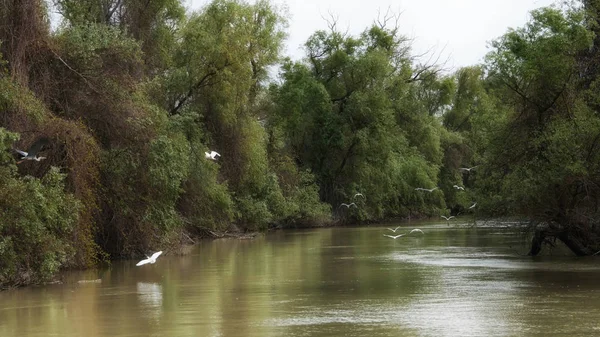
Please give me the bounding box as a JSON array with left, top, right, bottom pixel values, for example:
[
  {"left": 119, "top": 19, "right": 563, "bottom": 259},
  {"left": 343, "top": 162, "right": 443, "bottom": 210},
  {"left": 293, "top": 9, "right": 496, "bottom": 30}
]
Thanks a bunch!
[
  {"left": 270, "top": 20, "right": 447, "bottom": 220},
  {"left": 438, "top": 66, "right": 503, "bottom": 213},
  {"left": 479, "top": 6, "right": 600, "bottom": 255},
  {"left": 152, "top": 0, "right": 328, "bottom": 230}
]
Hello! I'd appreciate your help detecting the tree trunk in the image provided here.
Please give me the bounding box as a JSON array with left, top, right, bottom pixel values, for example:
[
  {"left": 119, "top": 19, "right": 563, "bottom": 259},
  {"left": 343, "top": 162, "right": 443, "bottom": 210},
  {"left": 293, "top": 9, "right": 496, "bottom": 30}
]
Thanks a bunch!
[
  {"left": 529, "top": 224, "right": 598, "bottom": 256},
  {"left": 557, "top": 231, "right": 596, "bottom": 256},
  {"left": 528, "top": 226, "right": 548, "bottom": 256}
]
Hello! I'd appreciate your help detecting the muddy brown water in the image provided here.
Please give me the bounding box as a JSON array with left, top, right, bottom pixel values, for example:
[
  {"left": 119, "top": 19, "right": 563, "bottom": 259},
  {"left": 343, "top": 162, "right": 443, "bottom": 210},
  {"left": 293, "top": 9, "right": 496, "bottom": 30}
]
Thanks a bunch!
[{"left": 1, "top": 220, "right": 599, "bottom": 336}]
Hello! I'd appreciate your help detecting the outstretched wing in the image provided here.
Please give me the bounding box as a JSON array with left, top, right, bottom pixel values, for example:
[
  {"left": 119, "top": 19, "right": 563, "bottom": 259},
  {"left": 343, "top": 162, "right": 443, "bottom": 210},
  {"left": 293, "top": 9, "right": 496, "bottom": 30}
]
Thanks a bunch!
[
  {"left": 14, "top": 149, "right": 28, "bottom": 156},
  {"left": 150, "top": 251, "right": 163, "bottom": 260},
  {"left": 136, "top": 258, "right": 151, "bottom": 266},
  {"left": 27, "top": 137, "right": 49, "bottom": 156}
]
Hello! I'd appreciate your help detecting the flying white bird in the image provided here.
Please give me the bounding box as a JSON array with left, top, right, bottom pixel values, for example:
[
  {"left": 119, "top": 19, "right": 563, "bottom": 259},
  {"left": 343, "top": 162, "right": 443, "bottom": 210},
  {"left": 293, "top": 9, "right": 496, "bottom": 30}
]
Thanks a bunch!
[
  {"left": 453, "top": 185, "right": 465, "bottom": 190},
  {"left": 339, "top": 202, "right": 357, "bottom": 208},
  {"left": 387, "top": 226, "right": 402, "bottom": 232},
  {"left": 441, "top": 215, "right": 455, "bottom": 221},
  {"left": 469, "top": 202, "right": 477, "bottom": 209},
  {"left": 14, "top": 137, "right": 49, "bottom": 164},
  {"left": 384, "top": 229, "right": 424, "bottom": 239},
  {"left": 459, "top": 166, "right": 478, "bottom": 172},
  {"left": 415, "top": 187, "right": 438, "bottom": 193},
  {"left": 353, "top": 193, "right": 365, "bottom": 199},
  {"left": 136, "top": 251, "right": 163, "bottom": 267},
  {"left": 205, "top": 151, "right": 221, "bottom": 160},
  {"left": 383, "top": 234, "right": 405, "bottom": 239}
]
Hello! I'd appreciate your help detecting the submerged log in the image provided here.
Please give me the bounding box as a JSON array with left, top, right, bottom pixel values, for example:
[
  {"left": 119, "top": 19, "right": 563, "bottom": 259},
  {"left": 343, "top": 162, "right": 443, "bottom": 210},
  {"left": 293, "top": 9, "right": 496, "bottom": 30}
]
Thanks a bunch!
[
  {"left": 528, "top": 226, "right": 548, "bottom": 256},
  {"left": 557, "top": 231, "right": 596, "bottom": 256},
  {"left": 528, "top": 223, "right": 598, "bottom": 256}
]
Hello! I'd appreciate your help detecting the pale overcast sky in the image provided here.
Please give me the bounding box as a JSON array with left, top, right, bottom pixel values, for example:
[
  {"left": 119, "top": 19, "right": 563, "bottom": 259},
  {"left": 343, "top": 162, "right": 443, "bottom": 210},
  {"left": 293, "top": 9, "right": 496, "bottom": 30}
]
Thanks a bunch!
[{"left": 186, "top": 0, "right": 556, "bottom": 70}]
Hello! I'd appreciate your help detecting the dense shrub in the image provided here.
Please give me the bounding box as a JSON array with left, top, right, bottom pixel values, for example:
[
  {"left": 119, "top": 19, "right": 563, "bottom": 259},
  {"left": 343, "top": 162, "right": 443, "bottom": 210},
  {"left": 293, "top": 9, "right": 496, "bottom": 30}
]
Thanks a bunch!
[{"left": 0, "top": 129, "right": 80, "bottom": 288}]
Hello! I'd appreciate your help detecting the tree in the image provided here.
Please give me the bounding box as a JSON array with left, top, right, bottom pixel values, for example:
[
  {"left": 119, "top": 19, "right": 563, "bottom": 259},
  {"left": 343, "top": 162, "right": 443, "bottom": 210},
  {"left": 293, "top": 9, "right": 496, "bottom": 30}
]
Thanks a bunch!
[
  {"left": 271, "top": 19, "right": 447, "bottom": 221},
  {"left": 479, "top": 6, "right": 600, "bottom": 256}
]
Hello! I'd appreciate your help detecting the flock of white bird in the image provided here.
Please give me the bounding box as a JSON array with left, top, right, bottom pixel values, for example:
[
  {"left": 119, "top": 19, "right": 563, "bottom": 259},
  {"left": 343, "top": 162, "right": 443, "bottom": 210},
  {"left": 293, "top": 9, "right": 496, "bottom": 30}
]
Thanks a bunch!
[
  {"left": 383, "top": 228, "right": 425, "bottom": 239},
  {"left": 338, "top": 193, "right": 364, "bottom": 209},
  {"left": 16, "top": 137, "right": 477, "bottom": 263},
  {"left": 414, "top": 165, "right": 479, "bottom": 223}
]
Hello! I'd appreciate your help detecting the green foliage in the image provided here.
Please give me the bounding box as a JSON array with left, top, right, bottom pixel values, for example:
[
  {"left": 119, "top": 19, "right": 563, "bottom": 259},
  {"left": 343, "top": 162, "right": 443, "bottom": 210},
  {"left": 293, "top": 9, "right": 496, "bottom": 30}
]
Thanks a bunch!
[
  {"left": 0, "top": 76, "right": 47, "bottom": 124},
  {"left": 161, "top": 0, "right": 328, "bottom": 231},
  {"left": 452, "top": 4, "right": 600, "bottom": 255},
  {"left": 478, "top": 5, "right": 594, "bottom": 212},
  {"left": 53, "top": 0, "right": 105, "bottom": 25},
  {"left": 0, "top": 129, "right": 80, "bottom": 288},
  {"left": 99, "top": 126, "right": 190, "bottom": 254},
  {"left": 56, "top": 0, "right": 186, "bottom": 71},
  {"left": 57, "top": 23, "right": 142, "bottom": 67},
  {"left": 271, "top": 23, "right": 448, "bottom": 220}
]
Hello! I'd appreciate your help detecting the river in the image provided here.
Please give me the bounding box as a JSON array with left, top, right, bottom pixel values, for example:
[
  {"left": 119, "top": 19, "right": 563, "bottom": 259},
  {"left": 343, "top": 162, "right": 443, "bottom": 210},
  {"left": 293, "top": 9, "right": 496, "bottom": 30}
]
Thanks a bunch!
[{"left": 1, "top": 220, "right": 599, "bottom": 336}]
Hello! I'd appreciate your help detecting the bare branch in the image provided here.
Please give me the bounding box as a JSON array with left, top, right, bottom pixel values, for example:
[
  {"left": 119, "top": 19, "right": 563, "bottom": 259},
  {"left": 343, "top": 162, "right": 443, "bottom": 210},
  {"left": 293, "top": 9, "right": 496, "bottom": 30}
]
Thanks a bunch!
[
  {"left": 407, "top": 43, "right": 452, "bottom": 83},
  {"left": 169, "top": 61, "right": 231, "bottom": 116},
  {"left": 321, "top": 10, "right": 339, "bottom": 33},
  {"left": 375, "top": 6, "right": 403, "bottom": 31},
  {"left": 49, "top": 47, "right": 101, "bottom": 94}
]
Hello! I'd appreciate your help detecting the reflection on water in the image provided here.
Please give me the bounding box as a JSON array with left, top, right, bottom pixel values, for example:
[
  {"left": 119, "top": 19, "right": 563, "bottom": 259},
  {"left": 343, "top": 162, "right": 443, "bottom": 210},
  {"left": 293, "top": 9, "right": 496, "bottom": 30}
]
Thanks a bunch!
[
  {"left": 137, "top": 282, "right": 163, "bottom": 320},
  {"left": 1, "top": 220, "right": 600, "bottom": 337}
]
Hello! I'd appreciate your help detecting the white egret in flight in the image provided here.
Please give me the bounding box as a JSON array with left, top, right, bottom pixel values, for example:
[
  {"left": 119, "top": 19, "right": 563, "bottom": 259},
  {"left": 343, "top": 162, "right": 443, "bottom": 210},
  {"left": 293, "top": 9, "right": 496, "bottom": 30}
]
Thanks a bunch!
[
  {"left": 384, "top": 229, "right": 424, "bottom": 239},
  {"left": 415, "top": 187, "right": 438, "bottom": 193},
  {"left": 136, "top": 251, "right": 163, "bottom": 266},
  {"left": 459, "top": 166, "right": 478, "bottom": 172},
  {"left": 353, "top": 193, "right": 365, "bottom": 199},
  {"left": 387, "top": 226, "right": 401, "bottom": 232},
  {"left": 383, "top": 234, "right": 405, "bottom": 239},
  {"left": 469, "top": 202, "right": 477, "bottom": 209},
  {"left": 205, "top": 151, "right": 221, "bottom": 160},
  {"left": 453, "top": 185, "right": 465, "bottom": 190},
  {"left": 441, "top": 215, "right": 455, "bottom": 221},
  {"left": 339, "top": 202, "right": 357, "bottom": 208}
]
